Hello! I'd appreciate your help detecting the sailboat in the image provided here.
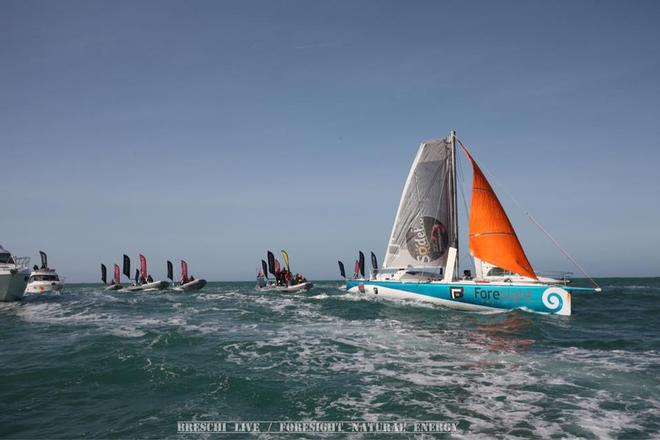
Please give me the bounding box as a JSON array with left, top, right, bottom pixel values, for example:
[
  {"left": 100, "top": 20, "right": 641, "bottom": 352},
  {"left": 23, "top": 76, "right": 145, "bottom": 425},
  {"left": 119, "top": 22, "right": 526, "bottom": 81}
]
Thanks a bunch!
[
  {"left": 345, "top": 131, "right": 600, "bottom": 316},
  {"left": 169, "top": 260, "right": 207, "bottom": 291}
]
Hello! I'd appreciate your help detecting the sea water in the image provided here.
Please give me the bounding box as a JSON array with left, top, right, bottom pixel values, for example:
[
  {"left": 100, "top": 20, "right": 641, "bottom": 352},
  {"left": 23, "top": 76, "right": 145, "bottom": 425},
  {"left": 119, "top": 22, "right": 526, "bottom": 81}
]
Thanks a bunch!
[{"left": 1, "top": 279, "right": 658, "bottom": 438}]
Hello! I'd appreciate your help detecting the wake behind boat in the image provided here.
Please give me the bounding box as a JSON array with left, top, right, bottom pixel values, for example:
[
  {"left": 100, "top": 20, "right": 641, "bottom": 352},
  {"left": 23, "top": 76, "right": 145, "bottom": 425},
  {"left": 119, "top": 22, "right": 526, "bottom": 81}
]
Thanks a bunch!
[{"left": 342, "top": 131, "right": 600, "bottom": 316}]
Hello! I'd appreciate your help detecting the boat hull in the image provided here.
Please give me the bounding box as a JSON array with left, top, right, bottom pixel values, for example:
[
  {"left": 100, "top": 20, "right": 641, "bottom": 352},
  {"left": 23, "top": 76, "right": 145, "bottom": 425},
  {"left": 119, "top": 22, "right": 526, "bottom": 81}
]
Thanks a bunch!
[
  {"left": 125, "top": 280, "right": 170, "bottom": 292},
  {"left": 104, "top": 284, "right": 123, "bottom": 291},
  {"left": 346, "top": 280, "right": 572, "bottom": 316},
  {"left": 0, "top": 270, "right": 30, "bottom": 301},
  {"left": 173, "top": 279, "right": 207, "bottom": 291},
  {"left": 257, "top": 282, "right": 313, "bottom": 293},
  {"left": 25, "top": 281, "right": 64, "bottom": 294}
]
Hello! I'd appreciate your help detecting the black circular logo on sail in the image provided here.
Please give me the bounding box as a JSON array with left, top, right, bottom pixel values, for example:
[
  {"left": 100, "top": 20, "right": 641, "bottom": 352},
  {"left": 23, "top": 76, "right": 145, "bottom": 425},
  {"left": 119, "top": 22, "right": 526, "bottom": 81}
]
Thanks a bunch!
[{"left": 405, "top": 216, "right": 448, "bottom": 263}]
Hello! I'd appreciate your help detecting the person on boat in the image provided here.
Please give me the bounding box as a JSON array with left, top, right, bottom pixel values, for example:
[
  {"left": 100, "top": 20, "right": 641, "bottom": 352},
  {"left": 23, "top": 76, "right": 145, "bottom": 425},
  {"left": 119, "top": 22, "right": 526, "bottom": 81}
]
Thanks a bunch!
[
  {"left": 190, "top": 276, "right": 195, "bottom": 282},
  {"left": 257, "top": 272, "right": 267, "bottom": 288},
  {"left": 139, "top": 275, "right": 147, "bottom": 285},
  {"left": 146, "top": 274, "right": 154, "bottom": 283}
]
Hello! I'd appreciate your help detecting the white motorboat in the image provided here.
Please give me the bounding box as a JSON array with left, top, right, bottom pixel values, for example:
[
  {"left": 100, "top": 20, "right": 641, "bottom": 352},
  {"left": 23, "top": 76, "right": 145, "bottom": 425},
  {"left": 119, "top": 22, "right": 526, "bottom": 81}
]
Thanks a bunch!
[
  {"left": 25, "top": 251, "right": 64, "bottom": 294},
  {"left": 0, "top": 245, "right": 30, "bottom": 301},
  {"left": 168, "top": 259, "right": 207, "bottom": 291}
]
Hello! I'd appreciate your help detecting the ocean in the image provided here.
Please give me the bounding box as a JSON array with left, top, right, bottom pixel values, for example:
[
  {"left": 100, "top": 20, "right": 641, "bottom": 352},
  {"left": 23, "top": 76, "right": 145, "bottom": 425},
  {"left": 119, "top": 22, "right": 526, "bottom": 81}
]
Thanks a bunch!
[{"left": 1, "top": 279, "right": 658, "bottom": 439}]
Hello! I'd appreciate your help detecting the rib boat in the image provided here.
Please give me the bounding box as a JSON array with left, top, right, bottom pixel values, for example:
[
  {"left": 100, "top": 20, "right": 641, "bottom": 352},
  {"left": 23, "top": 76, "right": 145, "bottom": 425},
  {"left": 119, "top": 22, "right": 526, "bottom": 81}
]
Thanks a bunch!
[
  {"left": 102, "top": 263, "right": 123, "bottom": 290},
  {"left": 168, "top": 260, "right": 207, "bottom": 291},
  {"left": 256, "top": 250, "right": 313, "bottom": 293},
  {"left": 124, "top": 254, "right": 169, "bottom": 292}
]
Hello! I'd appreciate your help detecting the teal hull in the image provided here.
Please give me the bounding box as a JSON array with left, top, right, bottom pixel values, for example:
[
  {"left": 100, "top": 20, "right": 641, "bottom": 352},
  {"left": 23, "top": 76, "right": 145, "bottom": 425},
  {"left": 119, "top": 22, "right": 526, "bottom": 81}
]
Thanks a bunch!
[{"left": 345, "top": 280, "right": 578, "bottom": 315}]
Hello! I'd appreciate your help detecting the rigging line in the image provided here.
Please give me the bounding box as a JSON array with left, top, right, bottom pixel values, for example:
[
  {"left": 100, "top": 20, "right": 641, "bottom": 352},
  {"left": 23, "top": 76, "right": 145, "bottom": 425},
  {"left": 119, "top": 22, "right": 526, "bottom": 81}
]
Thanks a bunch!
[
  {"left": 455, "top": 147, "right": 473, "bottom": 271},
  {"left": 457, "top": 138, "right": 601, "bottom": 291}
]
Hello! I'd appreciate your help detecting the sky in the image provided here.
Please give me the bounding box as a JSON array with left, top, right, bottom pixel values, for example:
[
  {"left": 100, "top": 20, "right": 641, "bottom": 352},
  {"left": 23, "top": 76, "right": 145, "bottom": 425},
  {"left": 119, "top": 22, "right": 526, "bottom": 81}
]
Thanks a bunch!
[{"left": 1, "top": 0, "right": 659, "bottom": 281}]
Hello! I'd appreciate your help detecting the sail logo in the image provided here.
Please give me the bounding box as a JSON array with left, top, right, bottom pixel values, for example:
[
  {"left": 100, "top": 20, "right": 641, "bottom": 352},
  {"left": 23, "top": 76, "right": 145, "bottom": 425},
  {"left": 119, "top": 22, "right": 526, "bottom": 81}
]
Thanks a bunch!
[{"left": 406, "top": 216, "right": 448, "bottom": 263}]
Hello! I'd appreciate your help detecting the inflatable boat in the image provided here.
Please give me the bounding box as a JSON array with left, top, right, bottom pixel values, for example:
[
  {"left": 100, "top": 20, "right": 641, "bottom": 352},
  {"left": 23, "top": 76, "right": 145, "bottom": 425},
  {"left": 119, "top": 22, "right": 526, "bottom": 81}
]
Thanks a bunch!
[
  {"left": 125, "top": 280, "right": 170, "bottom": 292},
  {"left": 256, "top": 282, "right": 313, "bottom": 293},
  {"left": 173, "top": 279, "right": 207, "bottom": 291}
]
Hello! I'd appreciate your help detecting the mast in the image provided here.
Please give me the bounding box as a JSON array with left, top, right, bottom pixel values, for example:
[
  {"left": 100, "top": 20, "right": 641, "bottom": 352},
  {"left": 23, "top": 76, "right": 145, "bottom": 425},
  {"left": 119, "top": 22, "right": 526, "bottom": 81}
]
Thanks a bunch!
[{"left": 450, "top": 130, "right": 459, "bottom": 279}]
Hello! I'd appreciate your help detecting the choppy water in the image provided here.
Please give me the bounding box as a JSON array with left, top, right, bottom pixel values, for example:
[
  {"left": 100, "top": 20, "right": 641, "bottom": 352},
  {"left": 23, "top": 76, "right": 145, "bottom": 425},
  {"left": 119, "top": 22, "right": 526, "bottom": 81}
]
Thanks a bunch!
[{"left": 1, "top": 279, "right": 659, "bottom": 439}]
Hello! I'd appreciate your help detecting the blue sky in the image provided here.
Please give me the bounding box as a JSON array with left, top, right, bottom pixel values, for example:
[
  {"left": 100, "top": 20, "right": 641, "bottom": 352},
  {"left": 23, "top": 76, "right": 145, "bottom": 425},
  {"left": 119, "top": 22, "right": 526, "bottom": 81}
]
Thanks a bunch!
[{"left": 2, "top": 0, "right": 659, "bottom": 281}]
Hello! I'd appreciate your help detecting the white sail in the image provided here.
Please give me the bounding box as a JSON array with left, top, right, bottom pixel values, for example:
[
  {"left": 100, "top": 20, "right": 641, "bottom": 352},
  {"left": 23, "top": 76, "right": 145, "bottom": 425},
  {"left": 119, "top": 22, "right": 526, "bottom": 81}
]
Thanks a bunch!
[{"left": 383, "top": 137, "right": 457, "bottom": 270}]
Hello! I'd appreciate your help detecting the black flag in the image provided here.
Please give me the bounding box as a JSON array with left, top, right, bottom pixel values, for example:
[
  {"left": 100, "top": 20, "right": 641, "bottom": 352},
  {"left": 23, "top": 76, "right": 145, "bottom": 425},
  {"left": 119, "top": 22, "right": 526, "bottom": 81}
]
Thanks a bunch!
[
  {"left": 123, "top": 254, "right": 131, "bottom": 279},
  {"left": 101, "top": 264, "right": 107, "bottom": 284},
  {"left": 359, "top": 251, "right": 365, "bottom": 278},
  {"left": 39, "top": 251, "right": 48, "bottom": 269},
  {"left": 370, "top": 252, "right": 378, "bottom": 271},
  {"left": 338, "top": 261, "right": 346, "bottom": 279},
  {"left": 261, "top": 260, "right": 268, "bottom": 279},
  {"left": 167, "top": 260, "right": 173, "bottom": 281},
  {"left": 267, "top": 251, "right": 276, "bottom": 276}
]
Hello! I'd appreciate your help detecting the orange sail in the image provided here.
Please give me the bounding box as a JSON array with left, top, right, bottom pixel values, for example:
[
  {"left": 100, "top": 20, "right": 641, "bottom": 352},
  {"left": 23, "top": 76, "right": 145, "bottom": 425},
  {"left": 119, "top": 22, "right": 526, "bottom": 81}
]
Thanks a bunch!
[{"left": 459, "top": 141, "right": 537, "bottom": 280}]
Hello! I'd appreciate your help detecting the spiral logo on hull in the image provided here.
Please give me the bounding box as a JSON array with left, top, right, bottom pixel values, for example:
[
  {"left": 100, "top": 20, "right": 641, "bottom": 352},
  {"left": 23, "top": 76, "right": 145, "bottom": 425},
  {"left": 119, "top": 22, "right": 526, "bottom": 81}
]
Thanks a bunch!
[{"left": 542, "top": 287, "right": 567, "bottom": 313}]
